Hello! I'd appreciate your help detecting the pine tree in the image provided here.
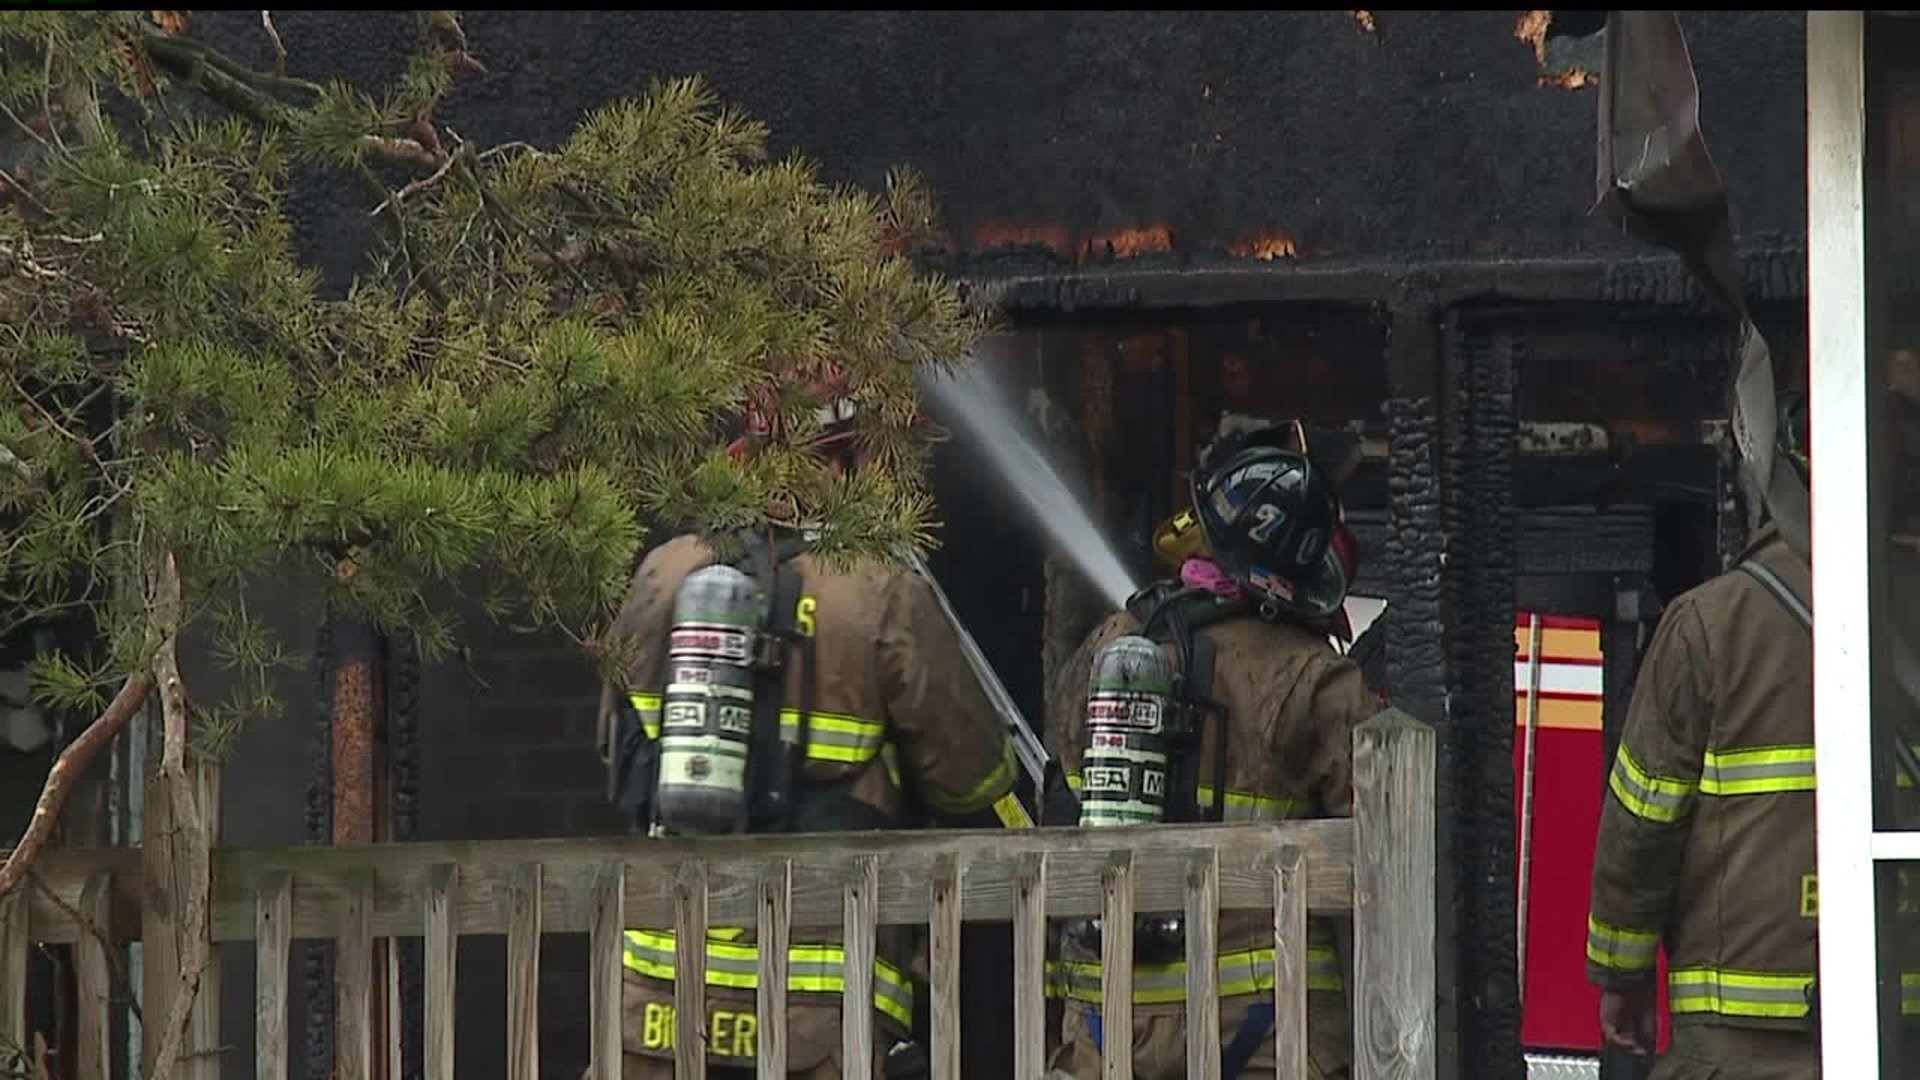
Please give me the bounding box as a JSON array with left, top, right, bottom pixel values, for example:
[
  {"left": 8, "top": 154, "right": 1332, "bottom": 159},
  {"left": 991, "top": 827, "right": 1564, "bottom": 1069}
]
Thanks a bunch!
[{"left": 0, "top": 5, "right": 990, "bottom": 958}]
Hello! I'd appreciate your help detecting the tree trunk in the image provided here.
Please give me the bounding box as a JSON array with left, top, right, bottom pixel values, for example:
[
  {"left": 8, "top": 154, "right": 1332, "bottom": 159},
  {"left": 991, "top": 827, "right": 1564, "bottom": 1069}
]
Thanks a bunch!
[{"left": 139, "top": 551, "right": 219, "bottom": 1080}]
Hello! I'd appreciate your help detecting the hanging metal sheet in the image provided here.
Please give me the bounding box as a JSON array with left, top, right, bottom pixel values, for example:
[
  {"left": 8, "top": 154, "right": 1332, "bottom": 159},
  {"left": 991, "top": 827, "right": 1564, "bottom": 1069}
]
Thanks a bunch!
[{"left": 1596, "top": 11, "right": 1808, "bottom": 560}]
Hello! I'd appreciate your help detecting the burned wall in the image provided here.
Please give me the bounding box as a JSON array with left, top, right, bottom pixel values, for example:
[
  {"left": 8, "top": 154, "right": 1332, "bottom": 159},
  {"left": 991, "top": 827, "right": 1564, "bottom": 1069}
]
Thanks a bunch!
[
  {"left": 121, "top": 11, "right": 1812, "bottom": 1077},
  {"left": 185, "top": 9, "right": 1806, "bottom": 280}
]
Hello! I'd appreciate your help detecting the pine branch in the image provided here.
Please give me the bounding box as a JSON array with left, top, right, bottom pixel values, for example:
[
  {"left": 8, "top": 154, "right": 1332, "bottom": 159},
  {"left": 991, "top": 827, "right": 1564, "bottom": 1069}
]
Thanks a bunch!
[
  {"left": 139, "top": 29, "right": 320, "bottom": 99},
  {"left": 0, "top": 670, "right": 153, "bottom": 901},
  {"left": 259, "top": 11, "right": 288, "bottom": 76},
  {"left": 356, "top": 161, "right": 450, "bottom": 306},
  {"left": 457, "top": 153, "right": 593, "bottom": 295},
  {"left": 0, "top": 166, "right": 52, "bottom": 218},
  {"left": 139, "top": 32, "right": 440, "bottom": 173},
  {"left": 368, "top": 146, "right": 460, "bottom": 217},
  {"left": 138, "top": 34, "right": 296, "bottom": 126}
]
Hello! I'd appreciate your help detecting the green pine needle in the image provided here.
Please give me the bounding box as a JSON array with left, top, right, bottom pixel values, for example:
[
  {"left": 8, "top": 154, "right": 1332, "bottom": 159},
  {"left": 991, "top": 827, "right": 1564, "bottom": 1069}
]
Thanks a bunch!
[{"left": 0, "top": 14, "right": 991, "bottom": 761}]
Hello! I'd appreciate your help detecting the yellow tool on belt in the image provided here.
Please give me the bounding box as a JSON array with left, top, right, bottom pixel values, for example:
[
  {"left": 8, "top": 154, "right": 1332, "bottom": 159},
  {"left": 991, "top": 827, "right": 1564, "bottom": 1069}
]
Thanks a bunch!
[{"left": 1152, "top": 506, "right": 1209, "bottom": 570}]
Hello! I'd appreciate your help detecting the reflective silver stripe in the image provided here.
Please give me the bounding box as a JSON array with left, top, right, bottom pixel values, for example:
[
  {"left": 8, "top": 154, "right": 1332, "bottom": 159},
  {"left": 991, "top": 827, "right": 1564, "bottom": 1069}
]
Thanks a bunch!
[
  {"left": 778, "top": 710, "right": 885, "bottom": 763},
  {"left": 1667, "top": 967, "right": 1813, "bottom": 1020},
  {"left": 1584, "top": 916, "right": 1659, "bottom": 972},
  {"left": 1698, "top": 746, "right": 1817, "bottom": 796},
  {"left": 623, "top": 932, "right": 914, "bottom": 1021},
  {"left": 1608, "top": 745, "right": 1696, "bottom": 823},
  {"left": 627, "top": 691, "right": 885, "bottom": 764},
  {"left": 1047, "top": 946, "right": 1343, "bottom": 1003}
]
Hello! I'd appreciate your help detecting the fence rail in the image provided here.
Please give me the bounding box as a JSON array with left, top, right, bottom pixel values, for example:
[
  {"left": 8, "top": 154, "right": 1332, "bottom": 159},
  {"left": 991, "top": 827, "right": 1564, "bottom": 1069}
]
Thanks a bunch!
[{"left": 4, "top": 709, "right": 1433, "bottom": 1080}]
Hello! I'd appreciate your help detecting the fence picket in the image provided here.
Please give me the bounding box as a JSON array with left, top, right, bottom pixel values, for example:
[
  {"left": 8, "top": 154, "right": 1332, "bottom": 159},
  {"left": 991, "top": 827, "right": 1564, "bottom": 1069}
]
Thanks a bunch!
[
  {"left": 842, "top": 854, "right": 880, "bottom": 1077},
  {"left": 1353, "top": 710, "right": 1438, "bottom": 1080},
  {"left": 589, "top": 861, "right": 625, "bottom": 1080},
  {"left": 673, "top": 858, "right": 709, "bottom": 1077},
  {"left": 336, "top": 871, "right": 374, "bottom": 1080},
  {"left": 507, "top": 862, "right": 543, "bottom": 1080},
  {"left": 75, "top": 871, "right": 115, "bottom": 1080},
  {"left": 424, "top": 863, "right": 458, "bottom": 1079},
  {"left": 1185, "top": 849, "right": 1221, "bottom": 1080},
  {"left": 1274, "top": 845, "right": 1308, "bottom": 1080},
  {"left": 1, "top": 887, "right": 27, "bottom": 1065},
  {"left": 930, "top": 854, "right": 963, "bottom": 1080},
  {"left": 1100, "top": 850, "right": 1135, "bottom": 1080},
  {"left": 254, "top": 870, "right": 292, "bottom": 1079},
  {"left": 1012, "top": 851, "right": 1049, "bottom": 1080},
  {"left": 757, "top": 859, "right": 792, "bottom": 1079}
]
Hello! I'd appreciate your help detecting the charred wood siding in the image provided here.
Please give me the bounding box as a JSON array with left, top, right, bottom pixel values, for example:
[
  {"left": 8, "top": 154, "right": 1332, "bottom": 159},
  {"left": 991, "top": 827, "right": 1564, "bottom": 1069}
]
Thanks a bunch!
[
  {"left": 1380, "top": 307, "right": 1524, "bottom": 1080},
  {"left": 303, "top": 622, "right": 334, "bottom": 1080},
  {"left": 1382, "top": 307, "right": 1453, "bottom": 1073},
  {"left": 1444, "top": 321, "right": 1523, "bottom": 1080},
  {"left": 391, "top": 633, "right": 425, "bottom": 1080},
  {"left": 184, "top": 10, "right": 1807, "bottom": 288}
]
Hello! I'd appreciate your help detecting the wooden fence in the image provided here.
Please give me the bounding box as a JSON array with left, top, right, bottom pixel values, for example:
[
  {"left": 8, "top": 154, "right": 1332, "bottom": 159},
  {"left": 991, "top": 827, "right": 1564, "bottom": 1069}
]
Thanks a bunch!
[{"left": 3, "top": 710, "right": 1433, "bottom": 1080}]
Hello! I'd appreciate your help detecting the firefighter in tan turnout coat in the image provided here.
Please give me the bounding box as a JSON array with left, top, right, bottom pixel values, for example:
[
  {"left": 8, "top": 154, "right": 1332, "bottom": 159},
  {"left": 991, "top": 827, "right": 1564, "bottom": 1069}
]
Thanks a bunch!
[
  {"left": 597, "top": 387, "right": 1023, "bottom": 1079},
  {"left": 1043, "top": 423, "right": 1375, "bottom": 1080},
  {"left": 1585, "top": 384, "right": 1920, "bottom": 1079}
]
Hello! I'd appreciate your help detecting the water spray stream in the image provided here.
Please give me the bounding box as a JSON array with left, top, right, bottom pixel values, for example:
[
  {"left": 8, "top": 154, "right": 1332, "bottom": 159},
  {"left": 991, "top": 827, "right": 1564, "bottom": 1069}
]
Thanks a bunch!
[{"left": 918, "top": 356, "right": 1140, "bottom": 610}]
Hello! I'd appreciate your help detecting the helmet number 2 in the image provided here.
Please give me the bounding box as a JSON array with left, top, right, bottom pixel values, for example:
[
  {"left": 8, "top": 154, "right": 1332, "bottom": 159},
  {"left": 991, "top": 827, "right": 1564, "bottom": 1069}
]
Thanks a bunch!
[{"left": 1247, "top": 503, "right": 1285, "bottom": 544}]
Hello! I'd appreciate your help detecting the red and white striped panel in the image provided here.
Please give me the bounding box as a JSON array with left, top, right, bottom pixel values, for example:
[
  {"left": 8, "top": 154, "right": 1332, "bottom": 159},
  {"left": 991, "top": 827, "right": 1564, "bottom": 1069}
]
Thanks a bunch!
[{"left": 1513, "top": 614, "right": 1603, "bottom": 731}]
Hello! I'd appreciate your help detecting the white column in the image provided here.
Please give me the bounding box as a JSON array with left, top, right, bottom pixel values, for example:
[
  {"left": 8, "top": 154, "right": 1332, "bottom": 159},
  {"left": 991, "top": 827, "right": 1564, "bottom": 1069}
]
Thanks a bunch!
[{"left": 1807, "top": 8, "right": 1880, "bottom": 1074}]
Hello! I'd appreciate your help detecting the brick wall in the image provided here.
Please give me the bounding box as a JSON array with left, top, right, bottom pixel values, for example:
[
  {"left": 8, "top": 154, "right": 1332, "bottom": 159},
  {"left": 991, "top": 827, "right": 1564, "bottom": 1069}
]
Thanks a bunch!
[
  {"left": 433, "top": 630, "right": 621, "bottom": 842},
  {"left": 420, "top": 618, "right": 618, "bottom": 1079}
]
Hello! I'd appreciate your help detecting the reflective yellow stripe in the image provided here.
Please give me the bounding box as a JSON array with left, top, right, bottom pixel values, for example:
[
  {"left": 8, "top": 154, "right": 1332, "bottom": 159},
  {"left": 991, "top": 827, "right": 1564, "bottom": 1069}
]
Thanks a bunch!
[
  {"left": 1585, "top": 915, "right": 1659, "bottom": 973},
  {"left": 1905, "top": 973, "right": 1920, "bottom": 1016},
  {"left": 623, "top": 929, "right": 914, "bottom": 1027},
  {"left": 629, "top": 692, "right": 890, "bottom": 766},
  {"left": 925, "top": 739, "right": 1018, "bottom": 817},
  {"left": 631, "top": 692, "right": 663, "bottom": 739},
  {"left": 1700, "top": 745, "right": 1817, "bottom": 796},
  {"left": 1608, "top": 744, "right": 1696, "bottom": 823},
  {"left": 1667, "top": 967, "right": 1813, "bottom": 1020},
  {"left": 1044, "top": 946, "right": 1343, "bottom": 1004},
  {"left": 1195, "top": 786, "right": 1308, "bottom": 820},
  {"left": 992, "top": 791, "right": 1035, "bottom": 829},
  {"left": 1061, "top": 772, "right": 1305, "bottom": 820},
  {"left": 881, "top": 743, "right": 903, "bottom": 791},
  {"left": 781, "top": 709, "right": 886, "bottom": 764}
]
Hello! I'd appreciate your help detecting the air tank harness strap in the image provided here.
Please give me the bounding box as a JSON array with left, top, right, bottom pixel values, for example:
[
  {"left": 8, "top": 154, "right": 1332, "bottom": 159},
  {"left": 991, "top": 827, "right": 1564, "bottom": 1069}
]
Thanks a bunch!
[
  {"left": 1134, "top": 584, "right": 1234, "bottom": 824},
  {"left": 1080, "top": 1002, "right": 1275, "bottom": 1078},
  {"left": 1738, "top": 559, "right": 1920, "bottom": 790},
  {"left": 738, "top": 529, "right": 817, "bottom": 833}
]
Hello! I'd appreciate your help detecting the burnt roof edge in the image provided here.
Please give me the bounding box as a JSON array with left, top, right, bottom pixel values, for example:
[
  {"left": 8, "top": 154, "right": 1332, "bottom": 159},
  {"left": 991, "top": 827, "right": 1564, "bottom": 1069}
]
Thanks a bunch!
[{"left": 945, "top": 246, "right": 1809, "bottom": 314}]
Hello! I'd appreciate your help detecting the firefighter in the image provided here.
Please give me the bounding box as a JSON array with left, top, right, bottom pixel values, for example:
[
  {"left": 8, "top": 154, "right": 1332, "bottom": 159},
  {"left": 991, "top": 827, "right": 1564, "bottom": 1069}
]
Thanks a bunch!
[
  {"left": 597, "top": 373, "right": 1026, "bottom": 1079},
  {"left": 1584, "top": 385, "right": 1920, "bottom": 1079},
  {"left": 1042, "top": 421, "right": 1376, "bottom": 1080}
]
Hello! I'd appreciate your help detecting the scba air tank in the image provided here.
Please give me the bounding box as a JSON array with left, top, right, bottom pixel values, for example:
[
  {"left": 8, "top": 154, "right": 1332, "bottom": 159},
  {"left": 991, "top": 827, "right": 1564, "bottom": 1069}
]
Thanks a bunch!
[
  {"left": 1078, "top": 634, "right": 1176, "bottom": 828},
  {"left": 656, "top": 564, "right": 765, "bottom": 835}
]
